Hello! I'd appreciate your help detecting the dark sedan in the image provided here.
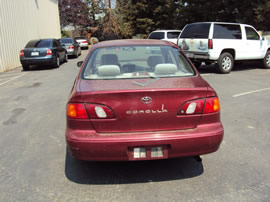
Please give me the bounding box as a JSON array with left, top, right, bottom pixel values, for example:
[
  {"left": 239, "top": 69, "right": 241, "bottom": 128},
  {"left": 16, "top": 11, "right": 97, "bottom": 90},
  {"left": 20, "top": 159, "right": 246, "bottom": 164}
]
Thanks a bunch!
[
  {"left": 66, "top": 39, "right": 224, "bottom": 161},
  {"left": 60, "top": 38, "right": 81, "bottom": 58},
  {"left": 20, "top": 39, "right": 67, "bottom": 71}
]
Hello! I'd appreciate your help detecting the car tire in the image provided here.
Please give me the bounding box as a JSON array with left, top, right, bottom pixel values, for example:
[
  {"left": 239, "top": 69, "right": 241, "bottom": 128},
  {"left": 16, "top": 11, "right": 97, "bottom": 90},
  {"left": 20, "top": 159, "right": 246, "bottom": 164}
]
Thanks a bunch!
[
  {"left": 263, "top": 50, "right": 270, "bottom": 69},
  {"left": 54, "top": 56, "right": 60, "bottom": 68},
  {"left": 193, "top": 61, "right": 202, "bottom": 69},
  {"left": 217, "top": 52, "right": 234, "bottom": 74},
  {"left": 22, "top": 65, "right": 29, "bottom": 71}
]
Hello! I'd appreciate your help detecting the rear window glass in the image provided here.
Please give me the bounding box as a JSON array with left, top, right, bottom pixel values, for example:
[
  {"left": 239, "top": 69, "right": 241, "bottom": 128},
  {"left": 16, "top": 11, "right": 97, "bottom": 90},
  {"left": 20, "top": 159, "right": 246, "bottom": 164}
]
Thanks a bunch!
[
  {"left": 245, "top": 27, "right": 260, "bottom": 40},
  {"left": 148, "top": 32, "right": 165, "bottom": 40},
  {"left": 25, "top": 40, "right": 52, "bottom": 48},
  {"left": 60, "top": 38, "right": 73, "bottom": 43},
  {"left": 180, "top": 23, "right": 210, "bottom": 39},
  {"left": 214, "top": 24, "right": 242, "bottom": 39},
  {"left": 167, "top": 32, "right": 181, "bottom": 39},
  {"left": 82, "top": 45, "right": 195, "bottom": 80}
]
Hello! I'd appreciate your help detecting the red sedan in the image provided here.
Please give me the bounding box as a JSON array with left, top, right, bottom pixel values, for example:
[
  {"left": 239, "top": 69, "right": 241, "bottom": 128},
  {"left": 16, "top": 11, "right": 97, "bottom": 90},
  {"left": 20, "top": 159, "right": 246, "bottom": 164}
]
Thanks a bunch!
[{"left": 66, "top": 39, "right": 224, "bottom": 161}]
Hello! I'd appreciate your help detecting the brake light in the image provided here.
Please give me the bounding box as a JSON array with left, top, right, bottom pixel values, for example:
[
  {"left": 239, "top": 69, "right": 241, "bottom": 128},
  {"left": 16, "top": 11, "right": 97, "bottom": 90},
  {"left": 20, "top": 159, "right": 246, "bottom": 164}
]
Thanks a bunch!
[
  {"left": 178, "top": 97, "right": 220, "bottom": 115},
  {"left": 46, "top": 49, "right": 52, "bottom": 56},
  {"left": 85, "top": 104, "right": 115, "bottom": 119},
  {"left": 20, "top": 50, "right": 24, "bottom": 57},
  {"left": 82, "top": 40, "right": 88, "bottom": 44},
  {"left": 208, "top": 39, "right": 213, "bottom": 49},
  {"left": 67, "top": 103, "right": 88, "bottom": 119},
  {"left": 68, "top": 46, "right": 74, "bottom": 49}
]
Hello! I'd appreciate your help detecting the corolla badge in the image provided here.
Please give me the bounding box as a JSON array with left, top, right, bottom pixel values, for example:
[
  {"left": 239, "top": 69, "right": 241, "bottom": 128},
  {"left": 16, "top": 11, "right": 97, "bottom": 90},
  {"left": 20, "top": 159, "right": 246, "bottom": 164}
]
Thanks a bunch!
[{"left": 141, "top": 96, "right": 152, "bottom": 104}]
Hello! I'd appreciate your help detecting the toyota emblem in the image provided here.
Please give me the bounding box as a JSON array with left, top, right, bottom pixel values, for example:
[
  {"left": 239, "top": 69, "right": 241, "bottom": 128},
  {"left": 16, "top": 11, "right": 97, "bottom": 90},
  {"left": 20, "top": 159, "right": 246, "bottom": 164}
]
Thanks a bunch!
[{"left": 141, "top": 96, "right": 152, "bottom": 104}]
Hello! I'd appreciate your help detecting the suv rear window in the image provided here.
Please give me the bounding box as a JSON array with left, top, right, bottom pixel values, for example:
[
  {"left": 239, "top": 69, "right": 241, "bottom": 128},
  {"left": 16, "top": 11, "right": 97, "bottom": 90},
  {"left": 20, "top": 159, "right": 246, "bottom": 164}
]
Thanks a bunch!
[
  {"left": 180, "top": 23, "right": 210, "bottom": 39},
  {"left": 214, "top": 24, "right": 242, "bottom": 39},
  {"left": 167, "top": 32, "right": 181, "bottom": 39},
  {"left": 148, "top": 32, "right": 165, "bottom": 40},
  {"left": 26, "top": 40, "right": 52, "bottom": 48}
]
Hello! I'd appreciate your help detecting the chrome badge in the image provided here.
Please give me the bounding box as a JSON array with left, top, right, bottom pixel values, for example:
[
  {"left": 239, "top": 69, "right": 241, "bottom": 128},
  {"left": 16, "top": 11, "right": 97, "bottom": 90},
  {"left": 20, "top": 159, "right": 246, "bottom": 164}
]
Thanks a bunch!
[{"left": 141, "top": 96, "right": 152, "bottom": 104}]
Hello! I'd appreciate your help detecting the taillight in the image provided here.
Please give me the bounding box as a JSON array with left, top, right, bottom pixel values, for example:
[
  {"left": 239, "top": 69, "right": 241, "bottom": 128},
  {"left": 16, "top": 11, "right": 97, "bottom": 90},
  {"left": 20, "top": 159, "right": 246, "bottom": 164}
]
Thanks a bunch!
[
  {"left": 208, "top": 39, "right": 213, "bottom": 49},
  {"left": 67, "top": 103, "right": 88, "bottom": 119},
  {"left": 68, "top": 46, "right": 74, "bottom": 49},
  {"left": 20, "top": 50, "right": 24, "bottom": 57},
  {"left": 82, "top": 40, "right": 88, "bottom": 44},
  {"left": 85, "top": 104, "right": 115, "bottom": 119},
  {"left": 178, "top": 97, "right": 220, "bottom": 115},
  {"left": 46, "top": 49, "right": 52, "bottom": 56}
]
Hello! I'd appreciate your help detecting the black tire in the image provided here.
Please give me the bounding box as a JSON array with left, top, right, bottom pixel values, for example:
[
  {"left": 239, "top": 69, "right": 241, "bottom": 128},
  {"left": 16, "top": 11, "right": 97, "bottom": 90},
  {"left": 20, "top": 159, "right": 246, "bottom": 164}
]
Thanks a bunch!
[
  {"left": 193, "top": 61, "right": 202, "bottom": 69},
  {"left": 217, "top": 52, "right": 234, "bottom": 74},
  {"left": 22, "top": 65, "right": 29, "bottom": 71},
  {"left": 263, "top": 50, "right": 270, "bottom": 69},
  {"left": 64, "top": 53, "right": 68, "bottom": 63},
  {"left": 54, "top": 56, "right": 60, "bottom": 68}
]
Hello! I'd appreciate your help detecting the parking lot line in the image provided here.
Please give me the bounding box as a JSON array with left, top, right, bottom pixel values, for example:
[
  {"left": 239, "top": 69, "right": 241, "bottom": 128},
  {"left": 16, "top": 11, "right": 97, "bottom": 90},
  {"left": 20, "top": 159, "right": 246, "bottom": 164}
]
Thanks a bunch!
[
  {"left": 0, "top": 73, "right": 26, "bottom": 86},
  {"left": 232, "top": 87, "right": 270, "bottom": 98}
]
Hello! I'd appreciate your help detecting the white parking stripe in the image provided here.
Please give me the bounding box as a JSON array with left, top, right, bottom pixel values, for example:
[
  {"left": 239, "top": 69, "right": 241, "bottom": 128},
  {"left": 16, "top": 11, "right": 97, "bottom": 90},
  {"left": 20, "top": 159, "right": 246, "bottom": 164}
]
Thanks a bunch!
[
  {"left": 233, "top": 87, "right": 270, "bottom": 98},
  {"left": 0, "top": 73, "right": 26, "bottom": 86}
]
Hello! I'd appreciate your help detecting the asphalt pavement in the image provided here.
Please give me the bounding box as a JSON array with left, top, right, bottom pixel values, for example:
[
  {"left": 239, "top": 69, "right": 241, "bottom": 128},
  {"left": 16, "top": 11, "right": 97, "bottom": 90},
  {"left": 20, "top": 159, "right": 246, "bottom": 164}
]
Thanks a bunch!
[{"left": 0, "top": 52, "right": 270, "bottom": 201}]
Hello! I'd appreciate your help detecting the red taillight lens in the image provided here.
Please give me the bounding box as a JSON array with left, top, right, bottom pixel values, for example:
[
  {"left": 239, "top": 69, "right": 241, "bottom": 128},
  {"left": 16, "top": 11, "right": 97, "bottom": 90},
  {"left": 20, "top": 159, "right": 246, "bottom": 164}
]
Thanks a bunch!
[
  {"left": 46, "top": 49, "right": 52, "bottom": 56},
  {"left": 67, "top": 103, "right": 88, "bottom": 119},
  {"left": 82, "top": 40, "right": 88, "bottom": 44},
  {"left": 208, "top": 39, "right": 213, "bottom": 49},
  {"left": 178, "top": 97, "right": 220, "bottom": 115},
  {"left": 204, "top": 97, "right": 220, "bottom": 113},
  {"left": 68, "top": 46, "right": 74, "bottom": 49},
  {"left": 20, "top": 50, "right": 24, "bottom": 57},
  {"left": 85, "top": 104, "right": 115, "bottom": 119}
]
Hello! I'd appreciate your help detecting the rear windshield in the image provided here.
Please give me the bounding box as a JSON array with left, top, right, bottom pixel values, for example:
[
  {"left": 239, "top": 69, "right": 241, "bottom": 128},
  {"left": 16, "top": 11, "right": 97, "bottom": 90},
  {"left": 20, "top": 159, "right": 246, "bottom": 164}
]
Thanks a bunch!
[
  {"left": 60, "top": 38, "right": 73, "bottom": 43},
  {"left": 82, "top": 45, "right": 195, "bottom": 80},
  {"left": 180, "top": 23, "right": 211, "bottom": 39},
  {"left": 25, "top": 40, "right": 52, "bottom": 48},
  {"left": 213, "top": 24, "right": 242, "bottom": 39},
  {"left": 148, "top": 32, "right": 165, "bottom": 40},
  {"left": 167, "top": 32, "right": 181, "bottom": 39}
]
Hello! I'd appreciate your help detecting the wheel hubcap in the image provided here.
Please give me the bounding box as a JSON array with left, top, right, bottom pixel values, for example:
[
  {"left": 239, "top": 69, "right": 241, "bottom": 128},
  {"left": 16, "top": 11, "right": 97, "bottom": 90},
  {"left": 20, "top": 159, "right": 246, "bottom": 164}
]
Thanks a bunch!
[
  {"left": 222, "top": 57, "right": 232, "bottom": 70},
  {"left": 57, "top": 57, "right": 60, "bottom": 66},
  {"left": 266, "top": 55, "right": 270, "bottom": 66}
]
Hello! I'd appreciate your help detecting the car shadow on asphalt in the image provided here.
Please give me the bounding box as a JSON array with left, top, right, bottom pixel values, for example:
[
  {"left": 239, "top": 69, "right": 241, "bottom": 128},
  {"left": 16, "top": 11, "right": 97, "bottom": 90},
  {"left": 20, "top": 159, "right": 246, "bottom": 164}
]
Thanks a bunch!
[
  {"left": 64, "top": 149, "right": 204, "bottom": 185},
  {"left": 21, "top": 65, "right": 58, "bottom": 72},
  {"left": 198, "top": 62, "right": 264, "bottom": 74}
]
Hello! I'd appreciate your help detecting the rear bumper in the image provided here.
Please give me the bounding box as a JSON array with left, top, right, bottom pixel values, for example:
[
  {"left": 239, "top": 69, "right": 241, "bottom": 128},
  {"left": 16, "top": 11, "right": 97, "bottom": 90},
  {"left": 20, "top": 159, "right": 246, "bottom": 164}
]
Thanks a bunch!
[
  {"left": 66, "top": 122, "right": 224, "bottom": 161},
  {"left": 20, "top": 56, "right": 54, "bottom": 66}
]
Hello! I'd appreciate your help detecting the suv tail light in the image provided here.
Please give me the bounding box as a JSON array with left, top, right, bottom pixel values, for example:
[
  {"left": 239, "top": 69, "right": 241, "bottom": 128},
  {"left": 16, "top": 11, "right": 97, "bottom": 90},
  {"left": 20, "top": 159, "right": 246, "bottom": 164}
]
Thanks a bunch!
[
  {"left": 46, "top": 49, "right": 52, "bottom": 56},
  {"left": 67, "top": 103, "right": 116, "bottom": 119},
  {"left": 208, "top": 39, "right": 213, "bottom": 49},
  {"left": 82, "top": 40, "right": 88, "bottom": 44},
  {"left": 20, "top": 50, "right": 24, "bottom": 57},
  {"left": 68, "top": 46, "right": 74, "bottom": 49},
  {"left": 178, "top": 97, "right": 220, "bottom": 115}
]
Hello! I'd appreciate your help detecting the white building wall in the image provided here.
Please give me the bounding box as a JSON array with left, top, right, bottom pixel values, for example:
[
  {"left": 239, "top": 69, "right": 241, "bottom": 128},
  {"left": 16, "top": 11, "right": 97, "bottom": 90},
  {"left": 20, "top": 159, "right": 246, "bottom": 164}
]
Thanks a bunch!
[{"left": 0, "top": 0, "right": 61, "bottom": 72}]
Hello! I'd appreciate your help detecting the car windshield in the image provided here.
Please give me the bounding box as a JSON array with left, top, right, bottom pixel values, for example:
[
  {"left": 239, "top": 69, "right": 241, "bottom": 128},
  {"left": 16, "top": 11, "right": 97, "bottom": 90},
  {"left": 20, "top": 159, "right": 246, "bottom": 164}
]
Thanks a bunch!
[
  {"left": 82, "top": 45, "right": 195, "bottom": 80},
  {"left": 148, "top": 32, "right": 165, "bottom": 39},
  {"left": 25, "top": 40, "right": 52, "bottom": 48},
  {"left": 60, "top": 38, "right": 73, "bottom": 43}
]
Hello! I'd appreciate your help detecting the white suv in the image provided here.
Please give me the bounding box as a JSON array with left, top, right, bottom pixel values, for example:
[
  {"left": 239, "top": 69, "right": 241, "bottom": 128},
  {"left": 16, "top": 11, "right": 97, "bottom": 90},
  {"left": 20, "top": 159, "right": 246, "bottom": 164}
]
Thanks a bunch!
[
  {"left": 178, "top": 22, "right": 270, "bottom": 73},
  {"left": 148, "top": 30, "right": 181, "bottom": 44}
]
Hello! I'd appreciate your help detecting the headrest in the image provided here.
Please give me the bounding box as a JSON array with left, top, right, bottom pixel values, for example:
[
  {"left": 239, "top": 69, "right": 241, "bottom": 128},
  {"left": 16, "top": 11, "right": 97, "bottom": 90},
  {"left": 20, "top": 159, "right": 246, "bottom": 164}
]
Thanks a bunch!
[
  {"left": 97, "top": 65, "right": 120, "bottom": 77},
  {"left": 155, "top": 64, "right": 178, "bottom": 75},
  {"left": 101, "top": 54, "right": 119, "bottom": 65}
]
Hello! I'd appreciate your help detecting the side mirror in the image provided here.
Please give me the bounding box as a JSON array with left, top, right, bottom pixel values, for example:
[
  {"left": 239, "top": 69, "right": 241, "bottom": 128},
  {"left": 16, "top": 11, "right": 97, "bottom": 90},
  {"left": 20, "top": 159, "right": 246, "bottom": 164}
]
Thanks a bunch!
[{"left": 77, "top": 61, "right": 83, "bottom": 68}]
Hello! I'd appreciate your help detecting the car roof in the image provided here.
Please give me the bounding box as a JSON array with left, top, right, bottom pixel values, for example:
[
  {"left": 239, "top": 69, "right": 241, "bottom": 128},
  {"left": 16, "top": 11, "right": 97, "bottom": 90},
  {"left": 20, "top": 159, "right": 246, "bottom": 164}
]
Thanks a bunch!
[
  {"left": 151, "top": 30, "right": 181, "bottom": 32},
  {"left": 188, "top": 22, "right": 251, "bottom": 26},
  {"left": 94, "top": 39, "right": 176, "bottom": 48}
]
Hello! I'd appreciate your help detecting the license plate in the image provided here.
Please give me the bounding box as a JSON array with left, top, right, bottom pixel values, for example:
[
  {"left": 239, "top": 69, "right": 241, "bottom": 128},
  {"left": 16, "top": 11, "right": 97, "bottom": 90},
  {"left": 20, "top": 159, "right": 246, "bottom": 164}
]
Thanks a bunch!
[
  {"left": 31, "top": 52, "right": 39, "bottom": 56},
  {"left": 129, "top": 145, "right": 168, "bottom": 160}
]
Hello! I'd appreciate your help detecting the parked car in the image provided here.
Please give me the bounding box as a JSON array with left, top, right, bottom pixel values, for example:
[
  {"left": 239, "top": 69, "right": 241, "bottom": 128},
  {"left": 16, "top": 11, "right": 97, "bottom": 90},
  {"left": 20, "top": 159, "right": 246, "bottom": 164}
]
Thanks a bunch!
[
  {"left": 178, "top": 22, "right": 270, "bottom": 73},
  {"left": 74, "top": 36, "right": 89, "bottom": 49},
  {"left": 66, "top": 39, "right": 224, "bottom": 161},
  {"left": 20, "top": 39, "right": 67, "bottom": 71},
  {"left": 148, "top": 30, "right": 181, "bottom": 44},
  {"left": 60, "top": 38, "right": 81, "bottom": 58}
]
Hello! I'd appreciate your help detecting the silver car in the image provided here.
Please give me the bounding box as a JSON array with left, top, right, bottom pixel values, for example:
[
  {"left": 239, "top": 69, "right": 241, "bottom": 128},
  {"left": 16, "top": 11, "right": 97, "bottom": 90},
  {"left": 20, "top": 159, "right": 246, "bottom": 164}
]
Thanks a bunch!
[
  {"left": 74, "top": 36, "right": 89, "bottom": 50},
  {"left": 60, "top": 38, "right": 81, "bottom": 58}
]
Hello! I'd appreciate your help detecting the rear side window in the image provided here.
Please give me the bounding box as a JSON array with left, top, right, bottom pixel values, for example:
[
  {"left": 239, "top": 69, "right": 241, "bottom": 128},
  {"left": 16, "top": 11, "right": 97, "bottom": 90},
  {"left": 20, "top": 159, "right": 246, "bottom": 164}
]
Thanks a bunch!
[
  {"left": 26, "top": 40, "right": 52, "bottom": 48},
  {"left": 167, "top": 32, "right": 181, "bottom": 39},
  {"left": 148, "top": 32, "right": 165, "bottom": 40},
  {"left": 180, "top": 23, "right": 210, "bottom": 39},
  {"left": 213, "top": 24, "right": 242, "bottom": 39},
  {"left": 245, "top": 27, "right": 260, "bottom": 40}
]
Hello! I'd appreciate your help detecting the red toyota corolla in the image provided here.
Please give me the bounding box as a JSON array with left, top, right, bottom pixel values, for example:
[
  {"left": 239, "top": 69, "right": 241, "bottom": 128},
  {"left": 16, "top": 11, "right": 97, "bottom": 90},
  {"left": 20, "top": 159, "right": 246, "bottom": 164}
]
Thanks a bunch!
[{"left": 66, "top": 39, "right": 224, "bottom": 161}]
